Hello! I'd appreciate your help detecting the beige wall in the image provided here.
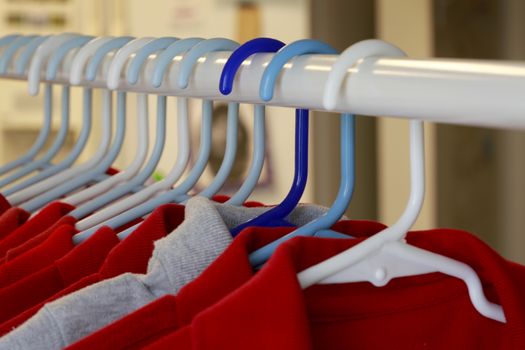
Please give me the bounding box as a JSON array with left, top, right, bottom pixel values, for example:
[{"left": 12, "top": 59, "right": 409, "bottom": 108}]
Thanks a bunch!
[{"left": 375, "top": 0, "right": 436, "bottom": 229}]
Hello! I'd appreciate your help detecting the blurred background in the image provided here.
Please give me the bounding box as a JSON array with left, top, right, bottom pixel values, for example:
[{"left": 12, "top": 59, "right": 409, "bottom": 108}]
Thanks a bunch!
[{"left": 0, "top": 0, "right": 524, "bottom": 263}]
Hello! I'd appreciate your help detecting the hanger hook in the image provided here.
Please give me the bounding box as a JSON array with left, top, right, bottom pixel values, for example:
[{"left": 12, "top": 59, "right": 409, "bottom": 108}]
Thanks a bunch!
[
  {"left": 106, "top": 37, "right": 156, "bottom": 90},
  {"left": 83, "top": 36, "right": 135, "bottom": 82},
  {"left": 150, "top": 37, "right": 204, "bottom": 88},
  {"left": 260, "top": 39, "right": 337, "bottom": 101},
  {"left": 323, "top": 39, "right": 406, "bottom": 110},
  {"left": 46, "top": 35, "right": 95, "bottom": 81},
  {"left": 69, "top": 36, "right": 116, "bottom": 84},
  {"left": 27, "top": 33, "right": 80, "bottom": 95},
  {"left": 178, "top": 37, "right": 239, "bottom": 89},
  {"left": 127, "top": 37, "right": 178, "bottom": 85},
  {"left": 14, "top": 35, "right": 50, "bottom": 75},
  {"left": 219, "top": 37, "right": 285, "bottom": 95},
  {"left": 0, "top": 35, "right": 39, "bottom": 74}
]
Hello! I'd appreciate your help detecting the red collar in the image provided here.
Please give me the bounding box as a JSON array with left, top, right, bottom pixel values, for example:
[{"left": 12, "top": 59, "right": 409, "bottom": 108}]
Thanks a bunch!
[{"left": 99, "top": 204, "right": 186, "bottom": 277}]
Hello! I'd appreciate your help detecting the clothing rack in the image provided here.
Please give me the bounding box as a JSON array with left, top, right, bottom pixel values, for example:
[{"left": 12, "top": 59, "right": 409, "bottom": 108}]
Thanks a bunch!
[{"left": 1, "top": 51, "right": 524, "bottom": 130}]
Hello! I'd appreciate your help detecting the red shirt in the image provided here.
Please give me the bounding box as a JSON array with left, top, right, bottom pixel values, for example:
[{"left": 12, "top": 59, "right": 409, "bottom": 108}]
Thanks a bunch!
[
  {"left": 0, "top": 208, "right": 30, "bottom": 240},
  {"left": 0, "top": 194, "right": 11, "bottom": 215},
  {"left": 0, "top": 202, "right": 75, "bottom": 258},
  {"left": 71, "top": 223, "right": 525, "bottom": 350},
  {"left": 1, "top": 194, "right": 256, "bottom": 262},
  {"left": 2, "top": 215, "right": 142, "bottom": 263},
  {"left": 0, "top": 166, "right": 119, "bottom": 247},
  {"left": 0, "top": 225, "right": 77, "bottom": 288},
  {"left": 0, "top": 204, "right": 186, "bottom": 335},
  {"left": 0, "top": 227, "right": 119, "bottom": 324},
  {"left": 65, "top": 221, "right": 385, "bottom": 350}
]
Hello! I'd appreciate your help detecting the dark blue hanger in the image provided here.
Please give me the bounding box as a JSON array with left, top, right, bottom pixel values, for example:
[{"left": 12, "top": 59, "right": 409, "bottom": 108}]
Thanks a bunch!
[
  {"left": 227, "top": 39, "right": 337, "bottom": 236},
  {"left": 220, "top": 38, "right": 295, "bottom": 234}
]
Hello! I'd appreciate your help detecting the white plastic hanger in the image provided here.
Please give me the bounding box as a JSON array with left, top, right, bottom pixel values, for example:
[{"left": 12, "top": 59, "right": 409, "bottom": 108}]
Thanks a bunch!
[
  {"left": 73, "top": 38, "right": 195, "bottom": 230},
  {"left": 296, "top": 39, "right": 505, "bottom": 323}
]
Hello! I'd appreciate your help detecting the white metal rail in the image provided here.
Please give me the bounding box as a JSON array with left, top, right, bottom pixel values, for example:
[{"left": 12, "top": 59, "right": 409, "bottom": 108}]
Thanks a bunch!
[{"left": 2, "top": 50, "right": 525, "bottom": 129}]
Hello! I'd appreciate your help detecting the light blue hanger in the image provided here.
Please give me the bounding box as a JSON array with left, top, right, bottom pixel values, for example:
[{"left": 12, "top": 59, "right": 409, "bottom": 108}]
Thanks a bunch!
[
  {"left": 74, "top": 39, "right": 239, "bottom": 239},
  {"left": 0, "top": 36, "right": 52, "bottom": 176},
  {"left": 219, "top": 37, "right": 284, "bottom": 206},
  {"left": 0, "top": 86, "right": 69, "bottom": 188},
  {"left": 76, "top": 99, "right": 210, "bottom": 241},
  {"left": 20, "top": 37, "right": 133, "bottom": 212},
  {"left": 0, "top": 35, "right": 38, "bottom": 73},
  {"left": 126, "top": 37, "right": 178, "bottom": 85},
  {"left": 151, "top": 37, "right": 204, "bottom": 88},
  {"left": 0, "top": 34, "right": 21, "bottom": 48},
  {"left": 231, "top": 39, "right": 337, "bottom": 236},
  {"left": 76, "top": 38, "right": 207, "bottom": 242},
  {"left": 67, "top": 38, "right": 177, "bottom": 219},
  {"left": 249, "top": 113, "right": 355, "bottom": 266},
  {"left": 174, "top": 38, "right": 240, "bottom": 202},
  {"left": 3, "top": 35, "right": 95, "bottom": 195},
  {"left": 72, "top": 38, "right": 204, "bottom": 236},
  {"left": 0, "top": 35, "right": 89, "bottom": 188},
  {"left": 85, "top": 37, "right": 134, "bottom": 80}
]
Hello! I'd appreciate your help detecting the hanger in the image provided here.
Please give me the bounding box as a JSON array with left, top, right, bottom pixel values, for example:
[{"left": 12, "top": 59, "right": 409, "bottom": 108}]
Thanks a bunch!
[
  {"left": 0, "top": 34, "right": 79, "bottom": 189},
  {"left": 3, "top": 35, "right": 96, "bottom": 195},
  {"left": 0, "top": 35, "right": 52, "bottom": 176},
  {"left": 0, "top": 34, "right": 22, "bottom": 48},
  {"left": 58, "top": 36, "right": 135, "bottom": 205},
  {"left": 230, "top": 39, "right": 337, "bottom": 236},
  {"left": 173, "top": 37, "right": 240, "bottom": 202},
  {"left": 68, "top": 37, "right": 176, "bottom": 222},
  {"left": 73, "top": 38, "right": 202, "bottom": 232},
  {"left": 18, "top": 36, "right": 145, "bottom": 212},
  {"left": 72, "top": 38, "right": 238, "bottom": 241},
  {"left": 218, "top": 37, "right": 283, "bottom": 205},
  {"left": 6, "top": 37, "right": 127, "bottom": 205},
  {"left": 293, "top": 39, "right": 505, "bottom": 323}
]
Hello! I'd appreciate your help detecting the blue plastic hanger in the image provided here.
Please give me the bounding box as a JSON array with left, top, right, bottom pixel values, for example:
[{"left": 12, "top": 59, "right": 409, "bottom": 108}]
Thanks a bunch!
[
  {"left": 219, "top": 37, "right": 284, "bottom": 206},
  {"left": 0, "top": 35, "right": 52, "bottom": 176},
  {"left": 230, "top": 39, "right": 338, "bottom": 236},
  {"left": 20, "top": 37, "right": 134, "bottom": 212},
  {"left": 67, "top": 38, "right": 185, "bottom": 220},
  {"left": 172, "top": 38, "right": 240, "bottom": 202},
  {"left": 73, "top": 38, "right": 239, "bottom": 240},
  {"left": 3, "top": 35, "right": 95, "bottom": 195}
]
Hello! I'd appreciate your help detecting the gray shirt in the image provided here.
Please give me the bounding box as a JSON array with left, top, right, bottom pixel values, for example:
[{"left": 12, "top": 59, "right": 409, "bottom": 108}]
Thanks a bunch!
[{"left": 0, "top": 197, "right": 330, "bottom": 349}]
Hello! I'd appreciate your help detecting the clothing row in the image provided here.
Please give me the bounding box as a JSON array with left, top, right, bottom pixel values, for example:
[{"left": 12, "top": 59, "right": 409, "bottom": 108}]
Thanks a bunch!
[{"left": 0, "top": 191, "right": 521, "bottom": 349}]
